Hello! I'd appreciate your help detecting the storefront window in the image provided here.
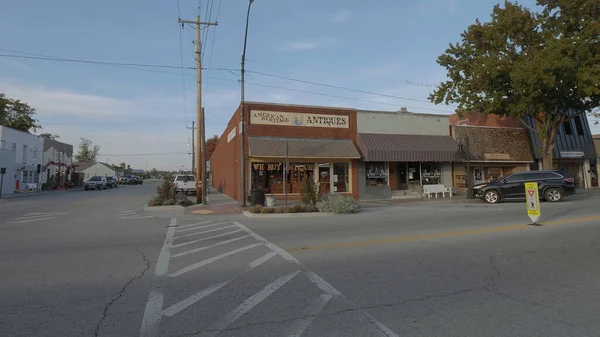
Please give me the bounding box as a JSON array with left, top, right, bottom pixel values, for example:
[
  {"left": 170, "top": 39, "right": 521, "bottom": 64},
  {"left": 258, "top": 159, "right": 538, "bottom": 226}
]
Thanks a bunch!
[
  {"left": 421, "top": 163, "right": 441, "bottom": 185},
  {"left": 251, "top": 162, "right": 315, "bottom": 194},
  {"left": 366, "top": 162, "right": 387, "bottom": 186},
  {"left": 333, "top": 163, "right": 349, "bottom": 193}
]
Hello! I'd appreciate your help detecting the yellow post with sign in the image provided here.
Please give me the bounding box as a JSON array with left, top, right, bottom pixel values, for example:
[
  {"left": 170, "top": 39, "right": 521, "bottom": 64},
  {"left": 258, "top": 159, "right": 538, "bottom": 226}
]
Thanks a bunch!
[{"left": 525, "top": 182, "right": 541, "bottom": 225}]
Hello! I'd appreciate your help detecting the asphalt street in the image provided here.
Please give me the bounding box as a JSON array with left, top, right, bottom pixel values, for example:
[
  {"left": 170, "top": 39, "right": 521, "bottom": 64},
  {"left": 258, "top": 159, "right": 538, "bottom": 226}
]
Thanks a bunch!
[{"left": 2, "top": 185, "right": 600, "bottom": 336}]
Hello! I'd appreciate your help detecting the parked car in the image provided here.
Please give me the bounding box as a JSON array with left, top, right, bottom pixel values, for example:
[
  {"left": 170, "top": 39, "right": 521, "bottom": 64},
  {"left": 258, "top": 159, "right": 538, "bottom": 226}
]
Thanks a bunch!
[
  {"left": 119, "top": 176, "right": 131, "bottom": 185},
  {"left": 132, "top": 176, "right": 143, "bottom": 185},
  {"left": 173, "top": 174, "right": 197, "bottom": 194},
  {"left": 106, "top": 176, "right": 118, "bottom": 188},
  {"left": 85, "top": 176, "right": 108, "bottom": 191},
  {"left": 474, "top": 170, "right": 576, "bottom": 204}
]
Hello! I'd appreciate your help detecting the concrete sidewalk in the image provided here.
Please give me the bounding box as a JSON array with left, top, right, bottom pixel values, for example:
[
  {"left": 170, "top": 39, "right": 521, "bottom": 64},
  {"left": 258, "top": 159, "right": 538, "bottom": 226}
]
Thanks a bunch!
[
  {"left": 186, "top": 188, "right": 242, "bottom": 215},
  {"left": 0, "top": 188, "right": 84, "bottom": 200}
]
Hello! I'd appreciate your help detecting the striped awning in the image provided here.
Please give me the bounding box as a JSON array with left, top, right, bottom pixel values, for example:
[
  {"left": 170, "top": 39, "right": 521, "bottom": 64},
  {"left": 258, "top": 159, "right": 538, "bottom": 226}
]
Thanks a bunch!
[{"left": 358, "top": 133, "right": 461, "bottom": 162}]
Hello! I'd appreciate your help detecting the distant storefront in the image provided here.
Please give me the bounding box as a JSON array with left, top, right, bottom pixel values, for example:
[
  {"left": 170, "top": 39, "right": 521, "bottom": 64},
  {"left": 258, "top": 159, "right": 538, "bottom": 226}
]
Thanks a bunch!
[{"left": 451, "top": 125, "right": 534, "bottom": 194}]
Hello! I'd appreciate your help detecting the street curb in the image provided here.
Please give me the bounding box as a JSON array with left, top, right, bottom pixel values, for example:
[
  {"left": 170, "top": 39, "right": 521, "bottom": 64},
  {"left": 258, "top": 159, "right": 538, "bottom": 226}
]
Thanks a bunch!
[
  {"left": 143, "top": 205, "right": 185, "bottom": 212},
  {"left": 242, "top": 210, "right": 336, "bottom": 218}
]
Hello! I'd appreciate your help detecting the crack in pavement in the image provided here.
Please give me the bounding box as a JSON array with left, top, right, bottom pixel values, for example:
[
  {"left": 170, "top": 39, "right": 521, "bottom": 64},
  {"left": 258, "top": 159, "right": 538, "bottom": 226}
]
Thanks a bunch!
[
  {"left": 93, "top": 249, "right": 150, "bottom": 337},
  {"left": 173, "top": 286, "right": 484, "bottom": 336}
]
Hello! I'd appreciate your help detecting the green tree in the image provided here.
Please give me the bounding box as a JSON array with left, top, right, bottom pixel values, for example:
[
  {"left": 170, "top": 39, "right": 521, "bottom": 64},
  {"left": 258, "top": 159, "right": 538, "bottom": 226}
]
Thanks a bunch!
[
  {"left": 0, "top": 93, "right": 41, "bottom": 132},
  {"left": 74, "top": 138, "right": 100, "bottom": 162},
  {"left": 206, "top": 135, "right": 220, "bottom": 160},
  {"left": 40, "top": 133, "right": 60, "bottom": 140},
  {"left": 429, "top": 0, "right": 600, "bottom": 170},
  {"left": 119, "top": 162, "right": 127, "bottom": 170}
]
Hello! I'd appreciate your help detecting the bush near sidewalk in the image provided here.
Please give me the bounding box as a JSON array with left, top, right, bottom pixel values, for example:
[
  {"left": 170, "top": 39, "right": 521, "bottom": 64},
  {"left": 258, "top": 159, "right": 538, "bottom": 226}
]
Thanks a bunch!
[
  {"left": 316, "top": 194, "right": 360, "bottom": 213},
  {"left": 148, "top": 174, "right": 188, "bottom": 206}
]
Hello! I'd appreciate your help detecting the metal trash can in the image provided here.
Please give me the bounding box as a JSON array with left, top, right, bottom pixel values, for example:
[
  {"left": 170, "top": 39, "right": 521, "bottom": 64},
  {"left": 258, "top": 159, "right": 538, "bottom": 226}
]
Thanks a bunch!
[
  {"left": 266, "top": 196, "right": 276, "bottom": 208},
  {"left": 251, "top": 189, "right": 265, "bottom": 206}
]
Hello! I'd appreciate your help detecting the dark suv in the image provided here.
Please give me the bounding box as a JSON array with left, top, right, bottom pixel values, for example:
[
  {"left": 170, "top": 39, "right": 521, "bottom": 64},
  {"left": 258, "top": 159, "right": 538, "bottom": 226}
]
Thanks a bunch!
[{"left": 474, "top": 170, "right": 576, "bottom": 204}]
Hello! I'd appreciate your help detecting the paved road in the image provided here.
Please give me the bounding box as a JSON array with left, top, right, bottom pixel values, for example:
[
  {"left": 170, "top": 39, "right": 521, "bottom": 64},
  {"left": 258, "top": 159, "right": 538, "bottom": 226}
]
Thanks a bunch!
[{"left": 2, "top": 187, "right": 600, "bottom": 336}]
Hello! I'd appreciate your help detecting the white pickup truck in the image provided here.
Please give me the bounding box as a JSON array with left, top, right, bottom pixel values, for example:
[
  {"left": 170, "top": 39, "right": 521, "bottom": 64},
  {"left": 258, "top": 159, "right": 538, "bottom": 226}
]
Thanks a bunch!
[{"left": 173, "top": 174, "right": 198, "bottom": 194}]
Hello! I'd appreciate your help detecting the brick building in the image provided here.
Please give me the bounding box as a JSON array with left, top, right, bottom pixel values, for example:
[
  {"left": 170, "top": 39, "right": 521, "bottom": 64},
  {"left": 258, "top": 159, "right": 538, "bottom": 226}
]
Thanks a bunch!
[{"left": 210, "top": 102, "right": 361, "bottom": 203}]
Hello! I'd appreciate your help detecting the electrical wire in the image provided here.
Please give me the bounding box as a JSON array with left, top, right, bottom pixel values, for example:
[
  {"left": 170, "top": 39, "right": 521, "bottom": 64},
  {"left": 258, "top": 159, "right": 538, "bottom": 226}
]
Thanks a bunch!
[
  {"left": 177, "top": 0, "right": 190, "bottom": 127},
  {"left": 97, "top": 152, "right": 190, "bottom": 157},
  {"left": 246, "top": 69, "right": 452, "bottom": 106},
  {"left": 202, "top": 0, "right": 223, "bottom": 102},
  {"left": 243, "top": 81, "right": 455, "bottom": 113}
]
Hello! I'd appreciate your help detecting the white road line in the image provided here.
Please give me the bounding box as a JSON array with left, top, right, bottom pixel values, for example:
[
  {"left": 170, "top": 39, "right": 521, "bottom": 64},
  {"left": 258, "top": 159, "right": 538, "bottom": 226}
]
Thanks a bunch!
[
  {"left": 120, "top": 211, "right": 138, "bottom": 215},
  {"left": 175, "top": 221, "right": 231, "bottom": 233},
  {"left": 233, "top": 221, "right": 398, "bottom": 337},
  {"left": 162, "top": 281, "right": 230, "bottom": 317},
  {"left": 171, "top": 235, "right": 251, "bottom": 258},
  {"left": 285, "top": 294, "right": 332, "bottom": 337},
  {"left": 362, "top": 312, "right": 400, "bottom": 337},
  {"left": 247, "top": 251, "right": 277, "bottom": 270},
  {"left": 7, "top": 216, "right": 56, "bottom": 224},
  {"left": 118, "top": 215, "right": 154, "bottom": 219},
  {"left": 305, "top": 272, "right": 342, "bottom": 296},
  {"left": 140, "top": 218, "right": 177, "bottom": 337},
  {"left": 23, "top": 212, "right": 68, "bottom": 217},
  {"left": 170, "top": 229, "right": 244, "bottom": 249},
  {"left": 168, "top": 243, "right": 262, "bottom": 278},
  {"left": 172, "top": 225, "right": 237, "bottom": 240},
  {"left": 200, "top": 271, "right": 300, "bottom": 337},
  {"left": 175, "top": 220, "right": 212, "bottom": 229}
]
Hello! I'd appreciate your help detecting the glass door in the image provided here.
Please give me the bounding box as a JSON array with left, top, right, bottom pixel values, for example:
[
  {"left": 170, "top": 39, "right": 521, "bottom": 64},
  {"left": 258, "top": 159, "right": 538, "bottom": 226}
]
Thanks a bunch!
[{"left": 318, "top": 164, "right": 330, "bottom": 195}]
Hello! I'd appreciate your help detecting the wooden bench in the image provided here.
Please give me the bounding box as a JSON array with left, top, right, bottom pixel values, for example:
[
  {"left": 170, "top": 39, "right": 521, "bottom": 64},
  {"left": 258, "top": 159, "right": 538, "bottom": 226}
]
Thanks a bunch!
[{"left": 423, "top": 184, "right": 452, "bottom": 198}]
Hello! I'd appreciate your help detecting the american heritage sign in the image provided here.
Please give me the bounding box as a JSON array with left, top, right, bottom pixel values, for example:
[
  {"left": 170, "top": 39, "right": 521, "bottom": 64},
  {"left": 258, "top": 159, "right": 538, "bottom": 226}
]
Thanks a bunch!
[{"left": 250, "top": 110, "right": 349, "bottom": 129}]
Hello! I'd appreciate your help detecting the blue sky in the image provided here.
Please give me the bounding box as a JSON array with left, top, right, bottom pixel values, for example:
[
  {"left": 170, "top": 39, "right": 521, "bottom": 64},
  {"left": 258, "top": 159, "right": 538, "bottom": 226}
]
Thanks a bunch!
[{"left": 2, "top": 0, "right": 595, "bottom": 170}]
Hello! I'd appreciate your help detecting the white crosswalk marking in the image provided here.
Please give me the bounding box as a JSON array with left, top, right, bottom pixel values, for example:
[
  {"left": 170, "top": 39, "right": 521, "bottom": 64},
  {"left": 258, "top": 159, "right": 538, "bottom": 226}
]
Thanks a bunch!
[
  {"left": 168, "top": 243, "right": 262, "bottom": 278},
  {"left": 140, "top": 219, "right": 400, "bottom": 337},
  {"left": 6, "top": 212, "right": 68, "bottom": 224},
  {"left": 199, "top": 271, "right": 300, "bottom": 337}
]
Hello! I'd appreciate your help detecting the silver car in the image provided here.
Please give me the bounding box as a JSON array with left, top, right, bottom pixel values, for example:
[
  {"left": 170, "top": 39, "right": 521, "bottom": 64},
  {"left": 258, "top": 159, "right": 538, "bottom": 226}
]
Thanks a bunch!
[{"left": 85, "top": 176, "right": 108, "bottom": 190}]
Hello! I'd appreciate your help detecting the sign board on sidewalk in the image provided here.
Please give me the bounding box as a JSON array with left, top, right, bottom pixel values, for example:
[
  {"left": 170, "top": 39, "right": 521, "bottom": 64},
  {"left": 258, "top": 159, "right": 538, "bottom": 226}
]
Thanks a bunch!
[{"left": 525, "top": 182, "right": 540, "bottom": 224}]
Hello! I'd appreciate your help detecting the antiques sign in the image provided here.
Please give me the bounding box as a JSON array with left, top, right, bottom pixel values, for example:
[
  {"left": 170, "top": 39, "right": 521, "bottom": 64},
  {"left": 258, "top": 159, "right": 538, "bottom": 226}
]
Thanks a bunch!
[{"left": 250, "top": 110, "right": 349, "bottom": 128}]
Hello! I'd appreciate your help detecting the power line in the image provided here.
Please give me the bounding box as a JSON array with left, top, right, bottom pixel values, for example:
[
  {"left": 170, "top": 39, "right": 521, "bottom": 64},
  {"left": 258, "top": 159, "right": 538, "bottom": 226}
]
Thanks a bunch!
[
  {"left": 246, "top": 58, "right": 442, "bottom": 88},
  {"left": 0, "top": 49, "right": 235, "bottom": 72},
  {"left": 243, "top": 81, "right": 455, "bottom": 113},
  {"left": 246, "top": 69, "right": 454, "bottom": 106},
  {"left": 203, "top": 0, "right": 223, "bottom": 101},
  {"left": 177, "top": 0, "right": 190, "bottom": 127}
]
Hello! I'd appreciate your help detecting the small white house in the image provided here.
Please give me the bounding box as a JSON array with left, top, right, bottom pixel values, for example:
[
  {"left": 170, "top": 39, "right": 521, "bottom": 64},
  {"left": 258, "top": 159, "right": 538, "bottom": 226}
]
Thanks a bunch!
[
  {"left": 74, "top": 162, "right": 120, "bottom": 183},
  {"left": 0, "top": 126, "right": 44, "bottom": 191}
]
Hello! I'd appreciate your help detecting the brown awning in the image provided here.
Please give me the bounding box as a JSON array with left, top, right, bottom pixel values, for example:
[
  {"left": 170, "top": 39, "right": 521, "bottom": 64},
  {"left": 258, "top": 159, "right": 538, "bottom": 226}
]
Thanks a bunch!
[
  {"left": 452, "top": 126, "right": 534, "bottom": 162},
  {"left": 248, "top": 137, "right": 360, "bottom": 159},
  {"left": 358, "top": 133, "right": 461, "bottom": 162}
]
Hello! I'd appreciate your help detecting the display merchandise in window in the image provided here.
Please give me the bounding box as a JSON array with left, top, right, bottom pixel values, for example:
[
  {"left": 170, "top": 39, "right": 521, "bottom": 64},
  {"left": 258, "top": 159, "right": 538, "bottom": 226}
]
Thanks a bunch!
[
  {"left": 421, "top": 163, "right": 442, "bottom": 185},
  {"left": 366, "top": 162, "right": 387, "bottom": 186},
  {"left": 251, "top": 162, "right": 315, "bottom": 194},
  {"left": 333, "top": 163, "right": 349, "bottom": 192}
]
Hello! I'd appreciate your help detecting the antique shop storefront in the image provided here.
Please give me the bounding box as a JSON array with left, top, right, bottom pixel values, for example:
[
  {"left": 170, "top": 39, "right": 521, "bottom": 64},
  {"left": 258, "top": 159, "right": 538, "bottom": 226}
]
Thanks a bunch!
[{"left": 210, "top": 102, "right": 361, "bottom": 202}]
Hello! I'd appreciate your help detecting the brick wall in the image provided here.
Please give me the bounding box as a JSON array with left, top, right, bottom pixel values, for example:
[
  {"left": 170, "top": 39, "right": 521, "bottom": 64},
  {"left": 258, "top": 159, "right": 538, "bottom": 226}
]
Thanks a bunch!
[
  {"left": 449, "top": 112, "right": 521, "bottom": 128},
  {"left": 210, "top": 102, "right": 360, "bottom": 202},
  {"left": 210, "top": 105, "right": 242, "bottom": 201}
]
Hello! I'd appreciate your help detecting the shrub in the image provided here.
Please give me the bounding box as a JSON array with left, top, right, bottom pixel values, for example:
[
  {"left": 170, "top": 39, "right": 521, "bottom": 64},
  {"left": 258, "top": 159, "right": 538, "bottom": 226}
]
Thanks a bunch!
[
  {"left": 162, "top": 198, "right": 176, "bottom": 206},
  {"left": 316, "top": 194, "right": 360, "bottom": 213},
  {"left": 260, "top": 207, "right": 275, "bottom": 214},
  {"left": 301, "top": 179, "right": 319, "bottom": 207},
  {"left": 156, "top": 174, "right": 175, "bottom": 201},
  {"left": 178, "top": 199, "right": 194, "bottom": 207},
  {"left": 248, "top": 205, "right": 262, "bottom": 213},
  {"left": 148, "top": 196, "right": 164, "bottom": 206},
  {"left": 275, "top": 207, "right": 286, "bottom": 214}
]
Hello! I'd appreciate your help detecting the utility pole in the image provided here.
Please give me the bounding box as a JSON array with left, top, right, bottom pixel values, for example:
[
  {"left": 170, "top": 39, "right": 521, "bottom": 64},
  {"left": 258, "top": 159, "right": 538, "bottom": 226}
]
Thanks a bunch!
[
  {"left": 240, "top": 0, "right": 255, "bottom": 207},
  {"left": 178, "top": 15, "right": 217, "bottom": 204},
  {"left": 201, "top": 108, "right": 207, "bottom": 204},
  {"left": 187, "top": 121, "right": 196, "bottom": 175}
]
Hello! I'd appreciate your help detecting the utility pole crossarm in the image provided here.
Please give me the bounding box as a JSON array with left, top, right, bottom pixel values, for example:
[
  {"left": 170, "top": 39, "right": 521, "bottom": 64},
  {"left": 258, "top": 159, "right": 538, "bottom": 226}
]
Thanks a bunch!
[{"left": 178, "top": 19, "right": 218, "bottom": 26}]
